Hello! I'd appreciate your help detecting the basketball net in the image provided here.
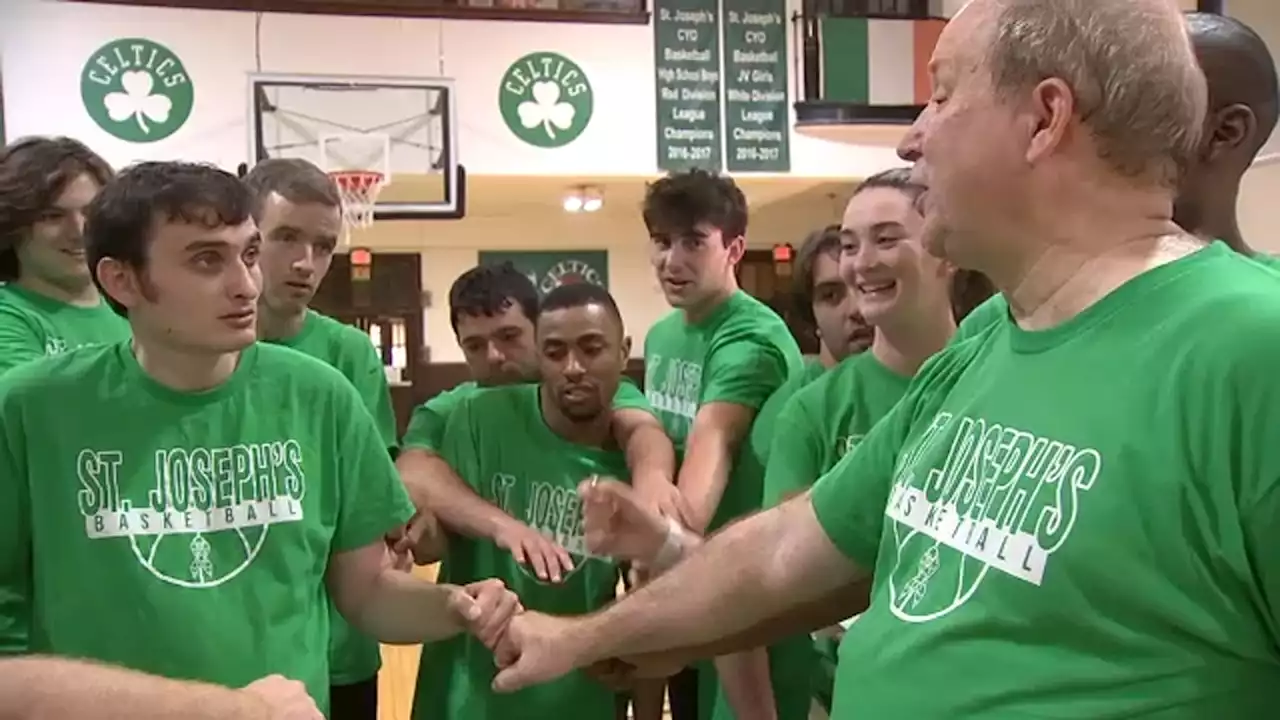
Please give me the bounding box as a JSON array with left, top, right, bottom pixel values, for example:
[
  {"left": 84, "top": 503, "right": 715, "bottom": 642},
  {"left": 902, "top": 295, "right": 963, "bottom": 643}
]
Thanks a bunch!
[{"left": 329, "top": 170, "right": 386, "bottom": 234}]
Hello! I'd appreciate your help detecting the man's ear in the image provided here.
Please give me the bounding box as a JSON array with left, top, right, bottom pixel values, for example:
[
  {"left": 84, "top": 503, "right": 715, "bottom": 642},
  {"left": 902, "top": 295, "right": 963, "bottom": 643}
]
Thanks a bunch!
[
  {"left": 1204, "top": 104, "right": 1256, "bottom": 163},
  {"left": 725, "top": 235, "right": 746, "bottom": 265},
  {"left": 95, "top": 256, "right": 143, "bottom": 312},
  {"left": 620, "top": 334, "right": 633, "bottom": 360}
]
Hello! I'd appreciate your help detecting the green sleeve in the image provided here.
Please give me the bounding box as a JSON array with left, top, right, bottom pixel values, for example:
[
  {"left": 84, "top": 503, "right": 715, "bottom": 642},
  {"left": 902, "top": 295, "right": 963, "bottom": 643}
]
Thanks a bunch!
[
  {"left": 402, "top": 385, "right": 472, "bottom": 453},
  {"left": 349, "top": 339, "right": 398, "bottom": 452},
  {"left": 332, "top": 379, "right": 416, "bottom": 554},
  {"left": 437, "top": 395, "right": 483, "bottom": 492},
  {"left": 762, "top": 392, "right": 825, "bottom": 507},
  {"left": 700, "top": 339, "right": 790, "bottom": 410},
  {"left": 0, "top": 308, "right": 44, "bottom": 377},
  {"left": 611, "top": 378, "right": 655, "bottom": 415},
  {"left": 809, "top": 391, "right": 916, "bottom": 569},
  {"left": 950, "top": 294, "right": 1007, "bottom": 346},
  {"left": 0, "top": 375, "right": 31, "bottom": 654}
]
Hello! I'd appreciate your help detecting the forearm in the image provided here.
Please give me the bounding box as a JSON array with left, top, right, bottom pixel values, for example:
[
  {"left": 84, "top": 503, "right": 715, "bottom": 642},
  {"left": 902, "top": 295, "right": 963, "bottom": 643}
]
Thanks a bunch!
[
  {"left": 674, "top": 442, "right": 734, "bottom": 534},
  {"left": 714, "top": 650, "right": 777, "bottom": 720},
  {"left": 0, "top": 656, "right": 268, "bottom": 719},
  {"left": 346, "top": 568, "right": 465, "bottom": 645},
  {"left": 574, "top": 501, "right": 821, "bottom": 663},
  {"left": 399, "top": 450, "right": 519, "bottom": 540},
  {"left": 625, "top": 579, "right": 870, "bottom": 666},
  {"left": 616, "top": 419, "right": 677, "bottom": 495}
]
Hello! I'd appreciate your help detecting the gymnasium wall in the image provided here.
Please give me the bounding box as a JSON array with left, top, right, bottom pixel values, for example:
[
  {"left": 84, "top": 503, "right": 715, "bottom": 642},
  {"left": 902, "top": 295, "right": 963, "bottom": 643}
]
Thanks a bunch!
[
  {"left": 1227, "top": 0, "right": 1280, "bottom": 252},
  {"left": 0, "top": 0, "right": 903, "bottom": 178}
]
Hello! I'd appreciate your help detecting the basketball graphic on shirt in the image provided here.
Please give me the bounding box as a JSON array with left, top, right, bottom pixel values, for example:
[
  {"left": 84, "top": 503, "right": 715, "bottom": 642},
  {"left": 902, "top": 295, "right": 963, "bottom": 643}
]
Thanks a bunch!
[
  {"left": 881, "top": 412, "right": 1102, "bottom": 622},
  {"left": 76, "top": 442, "right": 309, "bottom": 589}
]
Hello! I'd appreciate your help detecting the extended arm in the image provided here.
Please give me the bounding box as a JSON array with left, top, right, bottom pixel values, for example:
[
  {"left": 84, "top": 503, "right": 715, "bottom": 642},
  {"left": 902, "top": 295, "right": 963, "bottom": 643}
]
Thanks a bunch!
[
  {"left": 578, "top": 494, "right": 864, "bottom": 667},
  {"left": 0, "top": 656, "right": 276, "bottom": 719},
  {"left": 327, "top": 540, "right": 516, "bottom": 645},
  {"left": 611, "top": 407, "right": 684, "bottom": 522},
  {"left": 676, "top": 402, "right": 756, "bottom": 534},
  {"left": 398, "top": 448, "right": 517, "bottom": 543}
]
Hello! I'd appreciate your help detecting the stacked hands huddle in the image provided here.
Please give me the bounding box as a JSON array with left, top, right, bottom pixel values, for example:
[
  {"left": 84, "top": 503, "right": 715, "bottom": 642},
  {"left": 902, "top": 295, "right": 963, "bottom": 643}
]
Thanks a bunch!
[{"left": 399, "top": 475, "right": 684, "bottom": 695}]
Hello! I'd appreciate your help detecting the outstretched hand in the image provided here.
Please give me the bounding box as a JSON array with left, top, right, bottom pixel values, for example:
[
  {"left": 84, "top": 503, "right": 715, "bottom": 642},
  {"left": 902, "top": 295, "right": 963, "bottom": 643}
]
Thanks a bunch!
[{"left": 579, "top": 477, "right": 669, "bottom": 565}]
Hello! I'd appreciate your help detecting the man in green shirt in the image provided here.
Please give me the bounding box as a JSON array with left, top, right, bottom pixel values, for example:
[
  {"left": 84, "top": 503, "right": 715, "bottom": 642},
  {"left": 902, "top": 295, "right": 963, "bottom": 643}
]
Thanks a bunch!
[
  {"left": 399, "top": 263, "right": 678, "bottom": 574},
  {"left": 414, "top": 282, "right": 646, "bottom": 720},
  {"left": 486, "top": 1, "right": 1280, "bottom": 718},
  {"left": 244, "top": 157, "right": 400, "bottom": 719},
  {"left": 0, "top": 136, "right": 128, "bottom": 376},
  {"left": 954, "top": 10, "right": 1280, "bottom": 344},
  {"left": 640, "top": 169, "right": 803, "bottom": 720},
  {"left": 0, "top": 161, "right": 520, "bottom": 715}
]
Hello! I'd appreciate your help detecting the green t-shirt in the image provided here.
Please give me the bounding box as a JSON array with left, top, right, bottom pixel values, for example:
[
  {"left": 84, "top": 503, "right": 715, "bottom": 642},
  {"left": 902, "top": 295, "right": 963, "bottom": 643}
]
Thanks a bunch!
[
  {"left": 763, "top": 353, "right": 912, "bottom": 506},
  {"left": 643, "top": 290, "right": 803, "bottom": 528},
  {"left": 810, "top": 243, "right": 1280, "bottom": 718},
  {"left": 264, "top": 309, "right": 399, "bottom": 686},
  {"left": 402, "top": 379, "right": 651, "bottom": 453},
  {"left": 0, "top": 342, "right": 416, "bottom": 715},
  {"left": 0, "top": 284, "right": 130, "bottom": 376},
  {"left": 412, "top": 383, "right": 630, "bottom": 720},
  {"left": 951, "top": 248, "right": 1280, "bottom": 346}
]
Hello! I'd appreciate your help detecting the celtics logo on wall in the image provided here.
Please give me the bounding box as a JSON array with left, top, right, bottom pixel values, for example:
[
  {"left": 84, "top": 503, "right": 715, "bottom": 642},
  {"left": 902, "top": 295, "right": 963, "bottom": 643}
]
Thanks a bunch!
[
  {"left": 81, "top": 38, "right": 194, "bottom": 143},
  {"left": 479, "top": 251, "right": 609, "bottom": 298},
  {"left": 498, "top": 52, "right": 594, "bottom": 148}
]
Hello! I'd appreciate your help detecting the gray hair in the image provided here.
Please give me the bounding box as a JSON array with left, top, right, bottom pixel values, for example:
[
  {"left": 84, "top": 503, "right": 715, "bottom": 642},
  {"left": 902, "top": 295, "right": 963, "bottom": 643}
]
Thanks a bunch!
[{"left": 985, "top": 0, "right": 1207, "bottom": 188}]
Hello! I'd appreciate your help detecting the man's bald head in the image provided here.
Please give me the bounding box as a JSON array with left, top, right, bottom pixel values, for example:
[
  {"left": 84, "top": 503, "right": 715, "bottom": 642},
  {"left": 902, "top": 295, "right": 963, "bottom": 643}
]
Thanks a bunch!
[
  {"left": 1186, "top": 12, "right": 1279, "bottom": 157},
  {"left": 981, "top": 0, "right": 1207, "bottom": 188}
]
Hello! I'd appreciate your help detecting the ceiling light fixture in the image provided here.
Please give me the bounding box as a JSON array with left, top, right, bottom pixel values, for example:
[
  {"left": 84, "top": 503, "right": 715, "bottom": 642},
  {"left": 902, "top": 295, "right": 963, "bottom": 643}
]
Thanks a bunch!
[{"left": 563, "top": 185, "right": 604, "bottom": 213}]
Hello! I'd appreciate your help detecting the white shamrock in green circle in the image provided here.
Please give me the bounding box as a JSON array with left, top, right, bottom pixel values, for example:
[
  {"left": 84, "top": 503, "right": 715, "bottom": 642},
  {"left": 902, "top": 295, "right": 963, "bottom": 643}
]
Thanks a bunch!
[
  {"left": 517, "top": 81, "right": 575, "bottom": 141},
  {"left": 103, "top": 70, "right": 172, "bottom": 135}
]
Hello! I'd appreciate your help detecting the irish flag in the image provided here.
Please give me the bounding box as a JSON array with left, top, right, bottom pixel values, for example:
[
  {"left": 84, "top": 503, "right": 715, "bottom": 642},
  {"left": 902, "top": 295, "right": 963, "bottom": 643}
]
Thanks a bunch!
[{"left": 820, "top": 18, "right": 946, "bottom": 105}]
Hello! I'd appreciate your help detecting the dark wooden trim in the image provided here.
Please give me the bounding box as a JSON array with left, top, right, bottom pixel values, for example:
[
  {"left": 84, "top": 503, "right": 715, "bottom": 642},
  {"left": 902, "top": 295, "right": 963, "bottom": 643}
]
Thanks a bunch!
[
  {"left": 794, "top": 101, "right": 923, "bottom": 126},
  {"left": 67, "top": 0, "right": 650, "bottom": 25},
  {"left": 1196, "top": 0, "right": 1223, "bottom": 13}
]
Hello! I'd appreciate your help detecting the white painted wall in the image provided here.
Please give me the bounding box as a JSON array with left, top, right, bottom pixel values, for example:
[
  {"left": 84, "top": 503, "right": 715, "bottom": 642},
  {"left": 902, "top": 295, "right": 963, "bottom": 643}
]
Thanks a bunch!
[{"left": 0, "top": 0, "right": 901, "bottom": 178}]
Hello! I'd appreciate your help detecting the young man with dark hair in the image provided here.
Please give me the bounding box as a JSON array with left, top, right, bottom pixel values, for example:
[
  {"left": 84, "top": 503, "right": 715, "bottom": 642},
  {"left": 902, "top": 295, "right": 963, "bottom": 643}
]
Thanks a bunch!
[
  {"left": 244, "top": 157, "right": 399, "bottom": 720},
  {"left": 640, "top": 168, "right": 803, "bottom": 720},
  {"left": 0, "top": 161, "right": 519, "bottom": 715},
  {"left": 412, "top": 281, "right": 644, "bottom": 720},
  {"left": 398, "top": 264, "right": 679, "bottom": 579},
  {"left": 0, "top": 136, "right": 127, "bottom": 376},
  {"left": 792, "top": 225, "right": 873, "bottom": 367}
]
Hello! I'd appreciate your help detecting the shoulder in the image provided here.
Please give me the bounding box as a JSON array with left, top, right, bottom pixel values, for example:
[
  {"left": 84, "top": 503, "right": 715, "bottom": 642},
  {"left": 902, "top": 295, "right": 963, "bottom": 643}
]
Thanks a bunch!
[
  {"left": 423, "top": 380, "right": 480, "bottom": 414},
  {"left": 0, "top": 343, "right": 119, "bottom": 402},
  {"left": 251, "top": 342, "right": 358, "bottom": 392},
  {"left": 644, "top": 309, "right": 686, "bottom": 342},
  {"left": 952, "top": 293, "right": 1008, "bottom": 344},
  {"left": 711, "top": 295, "right": 799, "bottom": 354},
  {"left": 1167, "top": 255, "right": 1280, "bottom": 368},
  {"left": 313, "top": 311, "right": 374, "bottom": 350},
  {"left": 456, "top": 383, "right": 536, "bottom": 415}
]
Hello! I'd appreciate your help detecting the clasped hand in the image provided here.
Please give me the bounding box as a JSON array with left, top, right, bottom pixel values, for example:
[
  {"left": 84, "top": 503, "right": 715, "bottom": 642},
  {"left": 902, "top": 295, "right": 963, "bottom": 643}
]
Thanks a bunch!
[{"left": 474, "top": 476, "right": 688, "bottom": 693}]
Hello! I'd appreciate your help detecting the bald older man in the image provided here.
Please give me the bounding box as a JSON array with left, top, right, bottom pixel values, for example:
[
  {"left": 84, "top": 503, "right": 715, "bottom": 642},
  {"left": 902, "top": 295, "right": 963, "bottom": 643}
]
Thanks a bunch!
[
  {"left": 952, "top": 10, "right": 1280, "bottom": 343},
  {"left": 478, "top": 0, "right": 1280, "bottom": 717}
]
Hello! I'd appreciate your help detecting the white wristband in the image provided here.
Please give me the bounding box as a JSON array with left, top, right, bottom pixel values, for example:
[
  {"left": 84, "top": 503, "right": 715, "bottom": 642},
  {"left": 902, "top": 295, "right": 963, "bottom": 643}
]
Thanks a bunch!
[{"left": 652, "top": 516, "right": 687, "bottom": 573}]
